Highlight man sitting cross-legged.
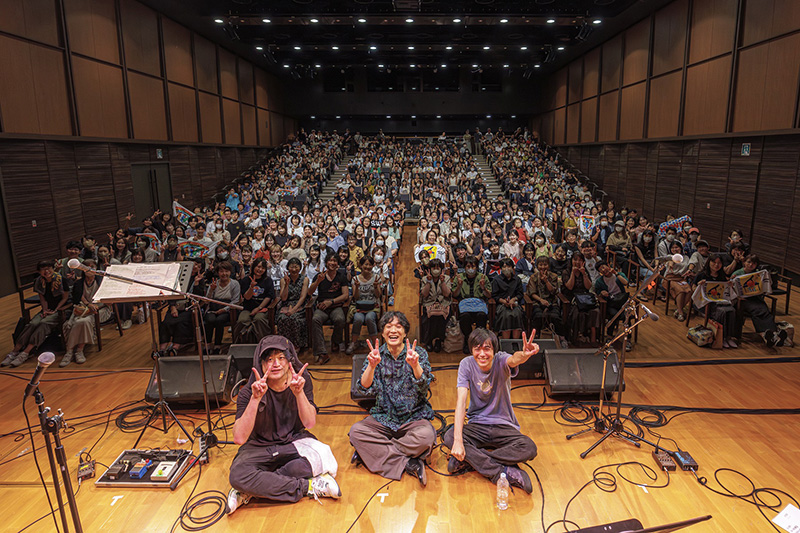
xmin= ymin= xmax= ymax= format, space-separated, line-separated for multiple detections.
xmin=443 ymin=328 xmax=539 ymax=493
xmin=227 ymin=336 xmax=341 ymax=514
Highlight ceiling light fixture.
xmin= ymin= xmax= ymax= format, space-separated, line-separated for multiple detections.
xmin=534 ymin=64 xmax=541 ymax=68
xmin=255 ymin=46 xmax=263 ymax=51
xmin=214 ymin=18 xmax=224 ymax=24
xmin=315 ymin=64 xmax=321 ymax=68
xmin=406 ymin=18 xmax=414 ymax=23
xmin=511 ymin=115 xmax=517 ymax=118
xmin=386 ymin=115 xmax=391 ymax=118
xmin=335 ymin=115 xmax=341 ymax=118
xmin=472 ymin=64 xmax=478 ymax=68
xmin=410 ymin=64 xmax=416 ymax=68
xmin=311 ymin=115 xmax=316 ymax=119
xmin=370 ymin=45 xmax=377 ymax=50
xmin=520 ymin=46 xmax=528 ymax=50
xmin=436 ymin=115 xmax=442 ymax=118
xmin=547 ymin=18 xmax=555 ymax=24
xmin=262 ymin=18 xmax=271 ymax=24
xmin=294 ymin=46 xmax=301 ymax=50
xmin=446 ymin=45 xmax=453 ymax=50
xmin=358 ymin=18 xmax=367 ymax=23
xmin=503 ymin=64 xmax=509 ymax=68
xmin=453 ymin=18 xmax=462 ymax=23
xmin=283 ymin=64 xmax=290 ymax=68
xmin=500 ymin=18 xmax=508 ymax=23
xmin=332 ymin=45 xmax=339 ymax=50
xmin=408 ymin=45 xmax=415 ymax=50
xmin=483 ymin=46 xmax=490 ymax=50
xmin=310 ymin=18 xmax=319 ymax=23
xmin=441 ymin=64 xmax=447 ymax=68
xmin=411 ymin=115 xmax=416 ymax=118
xmin=486 ymin=115 xmax=492 ymax=118
xmin=557 ymin=46 xmax=565 ymax=50
xmin=593 ymin=19 xmax=602 ymax=24
xmin=378 ymin=63 xmax=385 ymax=68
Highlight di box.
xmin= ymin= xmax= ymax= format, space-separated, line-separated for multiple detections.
xmin=543 ymin=349 xmax=625 ymax=398
xmin=499 ymin=338 xmax=559 ymax=380
xmin=350 ymin=353 xmax=377 ymax=411
xmin=145 ymin=355 xmax=237 ymax=407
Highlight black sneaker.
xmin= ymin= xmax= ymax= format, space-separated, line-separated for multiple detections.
xmin=404 ymin=457 xmax=427 ymax=487
xmin=351 ymin=450 xmax=364 ymax=467
xmin=777 ymin=329 xmax=788 ymax=347
xmin=503 ymin=465 xmax=533 ymax=494
xmin=765 ymin=330 xmax=777 ymax=347
xmin=447 ymin=456 xmax=473 ymax=476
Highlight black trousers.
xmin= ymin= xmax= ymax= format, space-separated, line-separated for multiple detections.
xmin=229 ymin=442 xmax=313 ymax=502
xmin=738 ymin=297 xmax=776 ymax=334
xmin=443 ymin=423 xmax=537 ymax=482
xmin=530 ymin=303 xmax=564 ymax=336
xmin=459 ymin=311 xmax=488 ymax=340
xmin=204 ymin=311 xmax=230 ymax=345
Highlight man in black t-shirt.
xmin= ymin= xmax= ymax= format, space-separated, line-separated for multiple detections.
xmin=309 ymin=254 xmax=349 ymax=364
xmin=225 ymin=210 xmax=246 ymax=241
xmin=227 ymin=336 xmax=341 ymax=514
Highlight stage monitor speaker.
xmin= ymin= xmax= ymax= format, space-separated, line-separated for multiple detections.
xmin=543 ymin=349 xmax=625 ymax=398
xmin=228 ymin=344 xmax=258 ymax=378
xmin=145 ymin=355 xmax=238 ymax=406
xmin=500 ymin=338 xmax=559 ymax=380
xmin=350 ymin=353 xmax=377 ymax=410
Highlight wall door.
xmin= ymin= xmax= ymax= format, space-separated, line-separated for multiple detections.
xmin=131 ymin=163 xmax=173 ymax=220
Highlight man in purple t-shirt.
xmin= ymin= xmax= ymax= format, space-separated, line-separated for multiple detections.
xmin=443 ymin=328 xmax=539 ymax=493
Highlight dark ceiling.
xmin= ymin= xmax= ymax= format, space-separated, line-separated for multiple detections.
xmin=142 ymin=0 xmax=672 ymax=77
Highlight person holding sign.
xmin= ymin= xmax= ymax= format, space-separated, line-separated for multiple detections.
xmin=732 ymin=254 xmax=788 ymax=347
xmin=443 ymin=328 xmax=539 ymax=493
xmin=227 ymin=336 xmax=340 ymax=514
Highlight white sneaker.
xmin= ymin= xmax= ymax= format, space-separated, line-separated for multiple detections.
xmin=308 ymin=473 xmax=341 ymax=502
xmin=137 ymin=309 xmax=146 ymax=324
xmin=60 ymin=351 xmax=74 ymax=367
xmin=226 ymin=488 xmax=251 ymax=515
xmin=74 ymin=350 xmax=86 ymax=364
xmin=1 ymin=351 xmax=19 ymax=367
xmin=9 ymin=351 xmax=30 ymax=367
xmin=345 ymin=342 xmax=356 ymax=355
xmin=122 ymin=320 xmax=132 ymax=330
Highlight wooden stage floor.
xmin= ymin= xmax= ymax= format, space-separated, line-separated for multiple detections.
xmin=1 ymin=239 xmax=799 ymax=532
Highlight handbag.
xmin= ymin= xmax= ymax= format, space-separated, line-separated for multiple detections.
xmin=355 ymin=300 xmax=376 ymax=311
xmin=573 ymin=293 xmax=598 ymax=312
xmin=458 ymin=297 xmax=488 ymax=315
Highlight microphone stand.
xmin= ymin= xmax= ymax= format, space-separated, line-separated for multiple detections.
xmin=83 ymin=265 xmax=239 ymax=474
xmin=33 ymin=388 xmax=83 ymax=532
xmin=565 ymin=262 xmax=668 ymax=459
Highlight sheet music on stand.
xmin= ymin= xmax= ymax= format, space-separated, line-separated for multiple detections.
xmin=92 ymin=262 xmax=194 ymax=303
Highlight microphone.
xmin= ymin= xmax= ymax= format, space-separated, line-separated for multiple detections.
xmin=654 ymin=253 xmax=684 ymax=263
xmin=67 ymin=258 xmax=90 ymax=271
xmin=23 ymin=352 xmax=56 ymax=400
xmin=640 ymin=303 xmax=659 ymax=322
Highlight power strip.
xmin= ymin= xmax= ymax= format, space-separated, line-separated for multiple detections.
xmin=652 ymin=451 xmax=676 ymax=471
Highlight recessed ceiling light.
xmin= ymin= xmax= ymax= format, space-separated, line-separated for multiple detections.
xmin=358 ymin=18 xmax=367 ymax=23
xmin=332 ymin=45 xmax=339 ymax=50
xmin=370 ymin=45 xmax=377 ymax=50
xmin=436 ymin=115 xmax=442 ymax=118
xmin=486 ymin=115 xmax=492 ymax=118
xmin=406 ymin=18 xmax=414 ymax=23
xmin=453 ymin=18 xmax=462 ymax=23
xmin=534 ymin=64 xmax=541 ymax=68
xmin=411 ymin=115 xmax=416 ymax=118
xmin=378 ymin=63 xmax=385 ymax=68
xmin=500 ymin=18 xmax=508 ymax=23
xmin=310 ymin=115 xmax=316 ymax=119
xmin=315 ymin=64 xmax=321 ymax=68
xmin=441 ymin=64 xmax=447 ymax=68
xmin=214 ymin=18 xmax=224 ymax=24
xmin=557 ymin=46 xmax=565 ymax=51
xmin=283 ymin=64 xmax=290 ymax=68
xmin=472 ymin=64 xmax=478 ymax=68
xmin=547 ymin=18 xmax=555 ymax=24
xmin=408 ymin=45 xmax=415 ymax=50
xmin=593 ymin=19 xmax=602 ymax=25
xmin=503 ymin=64 xmax=509 ymax=68
xmin=335 ymin=115 xmax=341 ymax=118
xmin=410 ymin=64 xmax=416 ymax=68
xmin=521 ymin=46 xmax=528 ymax=50
xmin=294 ymin=46 xmax=301 ymax=50
xmin=511 ymin=115 xmax=517 ymax=118
xmin=262 ymin=18 xmax=271 ymax=24
xmin=446 ymin=45 xmax=453 ymax=50
xmin=386 ymin=115 xmax=391 ymax=118
xmin=483 ymin=46 xmax=490 ymax=50
xmin=255 ymin=46 xmax=263 ymax=51
xmin=310 ymin=18 xmax=319 ymax=23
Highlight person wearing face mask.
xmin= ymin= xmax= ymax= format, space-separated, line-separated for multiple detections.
xmin=420 ymin=258 xmax=452 ymax=352
xmin=526 ymin=256 xmax=564 ymax=338
xmin=492 ymin=258 xmax=525 ymax=340
xmin=634 ymin=229 xmax=657 ymax=300
xmin=204 ymin=262 xmax=242 ymax=354
xmin=606 ymin=219 xmax=633 ymax=275
xmin=657 ymin=227 xmax=679 ymax=257
xmin=683 ymin=227 xmax=701 ymax=256
xmin=452 ymin=256 xmax=492 ymax=353
xmin=590 ymin=215 xmax=613 ymax=256
xmin=160 ymin=235 xmax=183 ymax=262
xmin=378 ymin=224 xmax=398 ymax=257
xmin=724 ymin=229 xmax=750 ymax=256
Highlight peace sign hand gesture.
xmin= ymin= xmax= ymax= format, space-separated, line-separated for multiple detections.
xmin=288 ymin=363 xmax=309 ymax=396
xmin=250 ymin=367 xmax=269 ymax=401
xmin=521 ymin=329 xmax=539 ymax=361
xmin=405 ymin=339 xmax=420 ymax=369
xmin=366 ymin=339 xmax=381 ymax=368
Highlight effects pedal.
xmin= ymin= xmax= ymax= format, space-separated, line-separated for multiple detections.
xmin=652 ymin=450 xmax=676 ymax=471
xmin=672 ymin=451 xmax=699 ymax=471
xmin=77 ymin=460 xmax=96 ymax=481
xmin=107 ymin=464 xmax=124 ymax=481
xmin=129 ymin=459 xmax=153 ymax=479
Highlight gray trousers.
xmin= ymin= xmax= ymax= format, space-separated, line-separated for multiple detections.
xmin=229 ymin=442 xmax=313 ymax=503
xmin=349 ymin=416 xmax=436 ymax=480
xmin=18 ymin=312 xmax=60 ymax=348
xmin=442 ymin=423 xmax=537 ymax=482
xmin=311 ymin=307 xmax=346 ymax=356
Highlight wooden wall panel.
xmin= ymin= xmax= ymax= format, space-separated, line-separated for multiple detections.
xmin=580 ymin=97 xmax=597 ymax=143
xmin=222 ymin=98 xmax=241 ymax=145
xmin=602 ymin=145 xmax=621 ymax=203
xmin=270 ymin=111 xmax=284 ymax=146
xmin=653 ymin=142 xmax=682 ymax=220
xmin=238 ymin=59 xmax=255 ymax=105
xmin=625 ymin=145 xmax=648 ymax=214
xmin=623 ymin=19 xmax=651 ymax=86
xmin=219 ymin=49 xmax=238 ymax=100
xmin=553 ymin=107 xmax=566 ymax=146
xmin=65 ymin=0 xmax=120 ymax=64
xmin=566 ymin=103 xmax=580 ymax=144
xmin=598 ymin=91 xmax=619 ymax=142
xmin=619 ymin=82 xmax=646 ymax=140
xmin=168 ymin=146 xmax=193 ymax=205
xmin=120 ymin=0 xmax=160 ymax=76
xmin=199 ymin=92 xmax=222 ymax=144
xmin=601 ymin=36 xmax=623 ymax=93
xmin=583 ymin=48 xmax=601 ymax=98
xmin=45 ymin=142 xmax=84 ymax=250
xmin=72 ymin=56 xmax=127 ymax=138
xmin=693 ymin=139 xmax=731 ymax=246
xmin=197 ymin=147 xmax=218 ymax=201
xmin=242 ymin=104 xmax=257 ymax=146
xmin=257 ymin=107 xmax=270 ymax=146
xmin=194 ymin=37 xmax=218 ymax=94
xmin=540 ymin=112 xmax=554 ymax=145
xmin=568 ymin=60 xmax=582 ymax=104
xmin=109 ymin=144 xmax=135 ymax=223
xmin=742 ymin=0 xmax=800 ymax=47
xmin=648 ymin=71 xmax=682 ymax=138
xmin=786 ymin=182 xmax=800 ymax=269
xmin=683 ymin=56 xmax=731 ymax=136
xmin=162 ymin=17 xmax=194 ymax=87
xmin=168 ymin=83 xmax=198 ymax=142
xmin=689 ymin=0 xmax=736 ymax=64
xmin=553 ymin=68 xmax=568 ymax=110
xmin=128 ymin=72 xmax=167 ymax=140
xmin=678 ymin=141 xmax=698 ymax=216
xmin=643 ymin=143 xmax=660 ymax=218
xmin=733 ymin=33 xmax=800 ymax=133
xmin=255 ymin=69 xmax=270 ymax=110
xmin=74 ymin=144 xmax=118 ymax=237
xmin=723 ymin=138 xmax=761 ymax=241
xmin=0 ymin=0 xmax=60 ymax=47
xmin=652 ymin=0 xmax=688 ymax=76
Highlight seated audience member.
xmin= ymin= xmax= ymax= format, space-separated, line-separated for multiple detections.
xmin=60 ymin=259 xmax=111 ymax=366
xmin=657 ymin=226 xmax=679 ymax=257
xmin=443 ymin=328 xmax=539 ymax=493
xmin=336 ymin=245 xmax=356 ymax=283
xmin=515 ymin=244 xmax=536 ymax=288
xmin=159 ymin=260 xmax=206 ymax=352
xmin=581 ymin=241 xmax=600 ymax=283
xmin=234 ymin=258 xmax=275 ymax=344
xmin=685 ymin=239 xmax=711 ymax=281
xmin=549 ymin=245 xmax=570 ymax=277
xmin=723 ymin=242 xmax=747 ymax=277
xmin=3 ymin=261 xmax=70 ymax=367
xmin=532 ymin=232 xmax=553 ymax=259
xmin=414 ymin=249 xmax=431 ymax=279
xmin=275 ymin=257 xmax=310 ymax=351
xmin=309 ymin=253 xmax=349 ymax=364
xmin=452 ymin=256 xmax=492 ymax=353
xmin=694 ymin=254 xmax=738 ymax=348
xmin=606 ymin=220 xmax=633 ymax=269
xmin=561 ymin=230 xmax=580 ymax=260
xmin=419 ymin=258 xmax=452 ymax=352
xmin=733 ymin=254 xmax=788 ymax=347
xmin=591 ymin=214 xmax=613 ymax=255
xmin=57 ymin=240 xmax=84 ymax=290
xmin=346 ymin=256 xmax=382 ymax=355
xmin=593 ymin=261 xmax=630 ymax=342
xmin=266 ymin=245 xmax=288 ymax=293
xmin=563 ymin=252 xmax=600 ymax=345
xmin=227 ymin=337 xmax=340 ymax=513
xmin=725 ymin=229 xmax=750 ymax=256
xmin=683 ymin=227 xmax=701 ymax=256
xmin=526 ymin=256 xmax=564 ymax=337
xmin=204 ymin=262 xmax=241 ymax=354
xmin=501 ymin=231 xmax=523 ymax=262
xmin=492 ymin=258 xmax=526 ymax=340
xmin=349 ymin=312 xmax=435 ymax=486
xmin=634 ymin=229 xmax=657 ymax=299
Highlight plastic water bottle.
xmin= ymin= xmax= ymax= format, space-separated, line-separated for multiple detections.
xmin=496 ymin=472 xmax=509 ymax=510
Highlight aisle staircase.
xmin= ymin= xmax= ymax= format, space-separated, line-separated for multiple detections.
xmin=317 ymin=156 xmax=352 ymax=203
